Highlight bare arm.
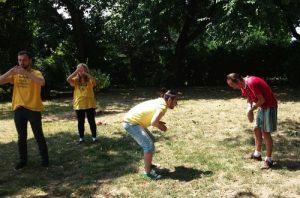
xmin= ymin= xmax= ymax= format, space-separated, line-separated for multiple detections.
xmin=17 ymin=67 xmax=45 ymax=86
xmin=151 ymin=110 xmax=167 ymax=131
xmin=246 ymin=94 xmax=265 ymax=123
xmin=0 ymin=67 xmax=17 ymax=85
xmin=67 ymin=67 xmax=81 ymax=85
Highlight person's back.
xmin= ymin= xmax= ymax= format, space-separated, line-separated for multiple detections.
xmin=124 ymin=98 xmax=167 ymax=128
xmin=242 ymin=76 xmax=277 ymax=109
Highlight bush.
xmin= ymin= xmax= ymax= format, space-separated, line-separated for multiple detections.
xmin=90 ymin=69 xmax=111 ymax=92
xmin=283 ymin=47 xmax=300 ymax=87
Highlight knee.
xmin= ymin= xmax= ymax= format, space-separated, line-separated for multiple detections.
xmin=143 ymin=142 xmax=155 ymax=153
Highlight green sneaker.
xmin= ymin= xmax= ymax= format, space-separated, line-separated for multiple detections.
xmin=143 ymin=170 xmax=162 ymax=180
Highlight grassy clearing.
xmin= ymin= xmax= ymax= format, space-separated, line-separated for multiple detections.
xmin=0 ymin=87 xmax=299 ymax=198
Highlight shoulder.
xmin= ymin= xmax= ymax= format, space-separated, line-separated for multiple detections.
xmin=31 ymin=69 xmax=44 ymax=77
xmin=156 ymin=98 xmax=167 ymax=108
xmin=246 ymin=76 xmax=263 ymax=84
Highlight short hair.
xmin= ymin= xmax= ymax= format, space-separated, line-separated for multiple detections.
xmin=18 ymin=51 xmax=32 ymax=59
xmin=226 ymin=73 xmax=243 ymax=83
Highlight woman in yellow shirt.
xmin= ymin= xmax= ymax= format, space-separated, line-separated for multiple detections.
xmin=123 ymin=89 xmax=178 ymax=180
xmin=67 ymin=63 xmax=97 ymax=143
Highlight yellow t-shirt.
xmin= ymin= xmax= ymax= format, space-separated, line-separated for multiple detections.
xmin=124 ymin=98 xmax=167 ymax=128
xmin=70 ymin=78 xmax=96 ymax=110
xmin=9 ymin=69 xmax=44 ymax=111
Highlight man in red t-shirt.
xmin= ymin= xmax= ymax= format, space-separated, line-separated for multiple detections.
xmin=226 ymin=73 xmax=278 ymax=169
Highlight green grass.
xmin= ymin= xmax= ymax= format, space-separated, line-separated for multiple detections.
xmin=0 ymin=87 xmax=299 ymax=197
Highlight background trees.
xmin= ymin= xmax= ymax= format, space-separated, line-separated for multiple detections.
xmin=1 ymin=0 xmax=300 ymax=96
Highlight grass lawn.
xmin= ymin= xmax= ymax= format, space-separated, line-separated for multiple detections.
xmin=0 ymin=86 xmax=299 ymax=198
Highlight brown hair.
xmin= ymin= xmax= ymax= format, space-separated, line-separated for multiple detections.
xmin=226 ymin=73 xmax=243 ymax=83
xmin=160 ymin=88 xmax=177 ymax=101
xmin=76 ymin=63 xmax=90 ymax=83
xmin=18 ymin=50 xmax=32 ymax=59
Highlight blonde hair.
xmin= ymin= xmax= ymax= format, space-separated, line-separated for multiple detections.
xmin=76 ymin=63 xmax=90 ymax=82
xmin=77 ymin=63 xmax=89 ymax=73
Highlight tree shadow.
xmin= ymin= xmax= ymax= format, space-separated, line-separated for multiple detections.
xmin=273 ymin=118 xmax=300 ymax=171
xmin=273 ymin=86 xmax=300 ymax=102
xmin=0 ymin=131 xmax=143 ymax=197
xmin=221 ymin=118 xmax=300 ymax=171
xmin=272 ymin=160 xmax=300 ymax=170
xmin=233 ymin=191 xmax=258 ymax=198
xmin=155 ymin=166 xmax=213 ymax=182
xmin=0 ymin=109 xmax=13 ymax=120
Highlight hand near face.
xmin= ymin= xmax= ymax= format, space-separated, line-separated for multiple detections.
xmin=76 ymin=66 xmax=84 ymax=74
xmin=8 ymin=66 xmax=18 ymax=75
xmin=12 ymin=66 xmax=28 ymax=75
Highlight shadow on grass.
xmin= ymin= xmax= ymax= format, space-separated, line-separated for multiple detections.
xmin=233 ymin=191 xmax=258 ymax=198
xmin=156 ymin=166 xmax=213 ymax=182
xmin=0 ymin=109 xmax=13 ymax=120
xmin=221 ymin=118 xmax=300 ymax=171
xmin=272 ymin=160 xmax=300 ymax=170
xmin=0 ymin=131 xmax=144 ymax=197
xmin=274 ymin=118 xmax=300 ymax=171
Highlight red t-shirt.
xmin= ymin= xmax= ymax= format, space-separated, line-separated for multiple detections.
xmin=241 ymin=76 xmax=277 ymax=108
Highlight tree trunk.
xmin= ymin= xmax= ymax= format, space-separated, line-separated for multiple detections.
xmin=61 ymin=0 xmax=87 ymax=62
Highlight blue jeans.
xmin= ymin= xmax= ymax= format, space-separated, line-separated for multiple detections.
xmin=123 ymin=122 xmax=154 ymax=153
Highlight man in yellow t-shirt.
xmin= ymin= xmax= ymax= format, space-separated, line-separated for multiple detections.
xmin=123 ymin=89 xmax=178 ymax=180
xmin=0 ymin=51 xmax=49 ymax=170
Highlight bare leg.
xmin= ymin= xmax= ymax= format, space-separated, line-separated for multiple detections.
xmin=144 ymin=152 xmax=153 ymax=173
xmin=254 ymin=127 xmax=263 ymax=152
xmin=262 ymin=132 xmax=273 ymax=157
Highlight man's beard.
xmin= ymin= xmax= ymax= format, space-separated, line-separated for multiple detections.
xmin=21 ymin=64 xmax=30 ymax=70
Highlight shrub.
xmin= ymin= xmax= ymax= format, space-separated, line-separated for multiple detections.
xmin=90 ymin=69 xmax=111 ymax=92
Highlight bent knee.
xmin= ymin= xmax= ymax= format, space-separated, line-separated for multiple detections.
xmin=143 ymin=143 xmax=155 ymax=153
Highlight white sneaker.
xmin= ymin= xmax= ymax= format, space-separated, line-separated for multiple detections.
xmin=79 ymin=138 xmax=84 ymax=143
xmin=143 ymin=170 xmax=162 ymax=180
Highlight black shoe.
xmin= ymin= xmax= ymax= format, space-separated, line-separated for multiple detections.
xmin=15 ymin=162 xmax=27 ymax=170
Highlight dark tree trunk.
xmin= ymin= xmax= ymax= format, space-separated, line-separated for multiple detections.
xmin=61 ymin=0 xmax=87 ymax=62
xmin=169 ymin=0 xmax=211 ymax=85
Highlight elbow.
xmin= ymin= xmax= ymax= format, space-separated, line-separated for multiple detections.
xmin=40 ymin=79 xmax=45 ymax=86
xmin=151 ymin=120 xmax=159 ymax=127
xmin=150 ymin=120 xmax=155 ymax=126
